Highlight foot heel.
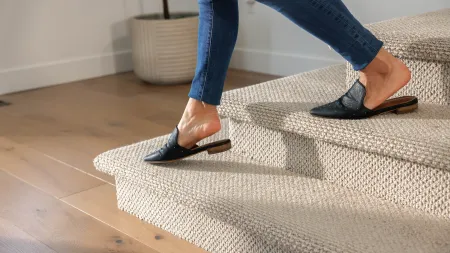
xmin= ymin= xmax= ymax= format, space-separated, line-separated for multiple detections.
xmin=207 ymin=142 xmax=232 ymax=155
xmin=394 ymin=103 xmax=418 ymax=114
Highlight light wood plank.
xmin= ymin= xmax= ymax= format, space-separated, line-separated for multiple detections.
xmin=0 ymin=92 xmax=169 ymax=142
xmin=225 ymin=69 xmax=281 ymax=89
xmin=0 ymin=171 xmax=158 ymax=253
xmin=16 ymin=135 xmax=123 ymax=185
xmin=0 ymin=137 xmax=104 ymax=198
xmin=0 ymin=111 xmax=116 ymax=183
xmin=62 ymin=184 xmax=207 ymax=253
xmin=0 ymin=217 xmax=57 ymax=253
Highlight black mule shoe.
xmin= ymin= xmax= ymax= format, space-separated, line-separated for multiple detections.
xmin=144 ymin=127 xmax=232 ymax=164
xmin=310 ymin=80 xmax=418 ymax=119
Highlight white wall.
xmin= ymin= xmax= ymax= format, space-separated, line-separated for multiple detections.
xmin=1 ymin=0 xmax=448 ymax=95
xmin=232 ymin=0 xmax=450 ymax=76
xmin=0 ymin=0 xmax=197 ymax=95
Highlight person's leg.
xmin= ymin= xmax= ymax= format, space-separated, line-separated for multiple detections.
xmin=178 ymin=0 xmax=239 ymax=148
xmin=257 ymin=0 xmax=411 ymax=109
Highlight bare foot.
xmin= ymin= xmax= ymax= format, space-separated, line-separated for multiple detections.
xmin=177 ymin=98 xmax=221 ymax=149
xmin=359 ymin=48 xmax=412 ymax=109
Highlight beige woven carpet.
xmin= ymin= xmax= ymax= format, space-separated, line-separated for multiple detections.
xmin=219 ymin=64 xmax=450 ymax=173
xmin=359 ymin=8 xmax=450 ymax=62
xmin=345 ymin=8 xmax=450 ymax=105
xmin=228 ymin=119 xmax=450 ymax=218
xmin=94 ymin=121 xmax=450 ymax=253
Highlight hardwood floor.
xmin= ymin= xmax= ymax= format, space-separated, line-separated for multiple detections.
xmin=0 ymin=69 xmax=278 ymax=253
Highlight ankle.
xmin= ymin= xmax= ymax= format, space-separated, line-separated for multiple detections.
xmin=178 ymin=98 xmax=220 ymax=130
xmin=184 ymin=98 xmax=216 ymax=116
xmin=176 ymin=99 xmax=221 ymax=148
xmin=359 ymin=49 xmax=411 ymax=86
xmin=361 ymin=49 xmax=394 ymax=76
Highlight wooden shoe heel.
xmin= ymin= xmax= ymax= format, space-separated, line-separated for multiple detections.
xmin=207 ymin=142 xmax=232 ymax=155
xmin=394 ymin=103 xmax=418 ymax=114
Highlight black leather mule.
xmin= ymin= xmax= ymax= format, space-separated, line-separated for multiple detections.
xmin=310 ymin=80 xmax=418 ymax=119
xmin=144 ymin=127 xmax=232 ymax=164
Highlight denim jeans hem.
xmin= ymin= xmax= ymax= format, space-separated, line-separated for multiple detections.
xmin=352 ymin=41 xmax=384 ymax=71
xmin=188 ymin=90 xmax=221 ymax=106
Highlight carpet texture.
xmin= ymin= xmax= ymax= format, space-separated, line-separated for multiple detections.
xmin=346 ymin=8 xmax=450 ymax=105
xmin=94 ymin=122 xmax=450 ymax=253
xmin=219 ymin=64 xmax=450 ymax=173
xmin=229 ymin=119 xmax=450 ymax=219
xmin=116 ymin=176 xmax=289 ymax=253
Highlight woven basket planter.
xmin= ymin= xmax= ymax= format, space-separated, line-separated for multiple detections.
xmin=131 ymin=13 xmax=198 ymax=85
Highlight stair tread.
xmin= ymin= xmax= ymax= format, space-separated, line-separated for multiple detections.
xmin=94 ymin=125 xmax=450 ymax=253
xmin=219 ymin=64 xmax=450 ymax=172
xmin=365 ymin=8 xmax=450 ymax=62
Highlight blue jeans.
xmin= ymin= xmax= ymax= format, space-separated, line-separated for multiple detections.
xmin=188 ymin=0 xmax=384 ymax=106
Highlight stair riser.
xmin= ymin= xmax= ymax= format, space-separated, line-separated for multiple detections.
xmin=229 ymin=119 xmax=450 ymax=219
xmin=346 ymin=59 xmax=450 ymax=105
xmin=115 ymin=176 xmax=291 ymax=253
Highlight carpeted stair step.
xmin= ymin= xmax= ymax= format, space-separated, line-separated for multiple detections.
xmin=218 ymin=64 xmax=450 ymax=219
xmin=93 ymin=123 xmax=450 ymax=253
xmin=346 ymin=8 xmax=450 ymax=105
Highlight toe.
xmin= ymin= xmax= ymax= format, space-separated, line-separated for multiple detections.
xmin=310 ymin=102 xmax=341 ymax=118
xmin=143 ymin=151 xmax=161 ymax=162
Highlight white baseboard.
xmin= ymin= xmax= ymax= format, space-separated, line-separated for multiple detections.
xmin=0 ymin=50 xmax=133 ymax=95
xmin=0 ymin=48 xmax=342 ymax=95
xmin=230 ymin=48 xmax=343 ymax=76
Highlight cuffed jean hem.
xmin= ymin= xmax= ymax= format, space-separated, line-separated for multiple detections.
xmin=351 ymin=40 xmax=384 ymax=71
xmin=188 ymin=90 xmax=221 ymax=106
